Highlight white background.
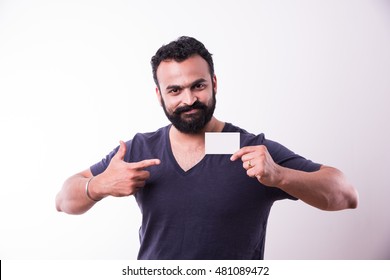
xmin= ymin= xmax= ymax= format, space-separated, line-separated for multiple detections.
xmin=0 ymin=0 xmax=389 ymax=259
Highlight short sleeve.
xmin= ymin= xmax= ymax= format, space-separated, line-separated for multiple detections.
xmin=90 ymin=145 xmax=120 ymax=176
xmin=264 ymin=138 xmax=322 ymax=172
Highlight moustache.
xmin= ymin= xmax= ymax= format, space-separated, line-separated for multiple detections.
xmin=173 ymin=101 xmax=208 ymax=115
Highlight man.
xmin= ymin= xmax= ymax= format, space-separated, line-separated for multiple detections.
xmin=56 ymin=36 xmax=358 ymax=259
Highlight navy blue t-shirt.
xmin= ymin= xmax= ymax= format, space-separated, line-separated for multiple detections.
xmin=90 ymin=123 xmax=321 ymax=259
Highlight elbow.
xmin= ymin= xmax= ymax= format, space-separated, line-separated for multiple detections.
xmin=328 ymin=185 xmax=359 ymax=211
xmin=317 ymin=183 xmax=359 ymax=211
xmin=347 ymin=187 xmax=359 ymax=209
xmin=55 ymin=195 xmax=88 ymax=215
xmin=56 ymin=205 xmax=62 ymax=212
xmin=330 ymin=170 xmax=359 ymax=210
xmin=341 ymin=181 xmax=359 ymax=210
xmin=55 ymin=193 xmax=80 ymax=215
xmin=55 ymin=193 xmax=63 ymax=212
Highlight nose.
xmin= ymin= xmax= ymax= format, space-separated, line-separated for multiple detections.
xmin=182 ymin=88 xmax=197 ymax=106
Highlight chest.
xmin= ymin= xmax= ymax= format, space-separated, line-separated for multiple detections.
xmin=170 ymin=143 xmax=205 ymax=172
xmin=138 ymin=156 xmax=274 ymax=222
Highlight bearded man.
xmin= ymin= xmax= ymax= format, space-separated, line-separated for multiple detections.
xmin=56 ymin=36 xmax=358 ymax=260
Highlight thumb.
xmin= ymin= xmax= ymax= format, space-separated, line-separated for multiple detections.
xmin=114 ymin=140 xmax=127 ymax=161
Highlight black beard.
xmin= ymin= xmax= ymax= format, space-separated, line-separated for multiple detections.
xmin=161 ymin=93 xmax=216 ymax=134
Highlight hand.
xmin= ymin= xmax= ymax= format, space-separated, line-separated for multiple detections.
xmin=93 ymin=141 xmax=161 ymax=198
xmin=230 ymin=145 xmax=283 ymax=187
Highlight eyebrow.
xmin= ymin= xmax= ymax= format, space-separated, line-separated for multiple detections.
xmin=165 ymin=78 xmax=208 ymax=91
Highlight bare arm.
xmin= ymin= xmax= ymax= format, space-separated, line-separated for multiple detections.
xmin=231 ymin=145 xmax=358 ymax=211
xmin=55 ymin=169 xmax=97 ymax=215
xmin=55 ymin=141 xmax=160 ymax=215
xmin=274 ymin=165 xmax=358 ymax=210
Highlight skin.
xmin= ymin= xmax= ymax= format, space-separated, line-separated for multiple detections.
xmin=230 ymin=146 xmax=358 ymax=210
xmin=56 ymin=54 xmax=358 ymax=214
xmin=55 ymin=142 xmax=160 ymax=214
xmin=156 ymin=55 xmax=223 ymax=171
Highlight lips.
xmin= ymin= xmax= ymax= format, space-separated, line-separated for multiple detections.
xmin=174 ymin=101 xmax=207 ymax=115
xmin=182 ymin=108 xmax=199 ymax=114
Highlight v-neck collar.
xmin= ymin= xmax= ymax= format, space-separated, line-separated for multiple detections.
xmin=165 ymin=125 xmax=206 ymax=175
xmin=165 ymin=123 xmax=231 ymax=175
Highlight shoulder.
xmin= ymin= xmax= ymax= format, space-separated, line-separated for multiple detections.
xmin=132 ymin=125 xmax=169 ymax=144
xmin=224 ymin=123 xmax=266 ymax=146
xmin=225 ymin=123 xmax=298 ymax=160
xmin=226 ymin=123 xmax=321 ymax=170
xmin=90 ymin=126 xmax=169 ymax=175
xmin=123 ymin=125 xmax=169 ymax=161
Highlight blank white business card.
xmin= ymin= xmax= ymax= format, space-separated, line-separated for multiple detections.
xmin=205 ymin=132 xmax=240 ymax=154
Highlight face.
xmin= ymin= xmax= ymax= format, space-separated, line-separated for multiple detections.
xmin=155 ymin=55 xmax=217 ymax=134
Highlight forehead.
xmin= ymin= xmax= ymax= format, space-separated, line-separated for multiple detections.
xmin=156 ymin=55 xmax=211 ymax=87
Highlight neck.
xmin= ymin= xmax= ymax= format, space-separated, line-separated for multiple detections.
xmin=169 ymin=117 xmax=225 ymax=145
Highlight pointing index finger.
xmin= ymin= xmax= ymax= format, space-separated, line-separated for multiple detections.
xmin=131 ymin=159 xmax=161 ymax=169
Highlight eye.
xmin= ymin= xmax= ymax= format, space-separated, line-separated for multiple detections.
xmin=168 ymin=87 xmax=181 ymax=95
xmin=193 ymin=83 xmax=206 ymax=90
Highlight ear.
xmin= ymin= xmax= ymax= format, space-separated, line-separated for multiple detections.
xmin=155 ymin=87 xmax=163 ymax=106
xmin=212 ymin=74 xmax=217 ymax=95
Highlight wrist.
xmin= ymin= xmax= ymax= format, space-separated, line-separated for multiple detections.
xmin=275 ymin=166 xmax=290 ymax=189
xmin=85 ymin=177 xmax=103 ymax=202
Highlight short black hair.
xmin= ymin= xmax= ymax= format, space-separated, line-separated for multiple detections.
xmin=151 ymin=36 xmax=214 ymax=87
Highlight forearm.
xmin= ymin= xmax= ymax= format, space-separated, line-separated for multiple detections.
xmin=277 ymin=165 xmax=358 ymax=211
xmin=55 ymin=171 xmax=98 ymax=215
